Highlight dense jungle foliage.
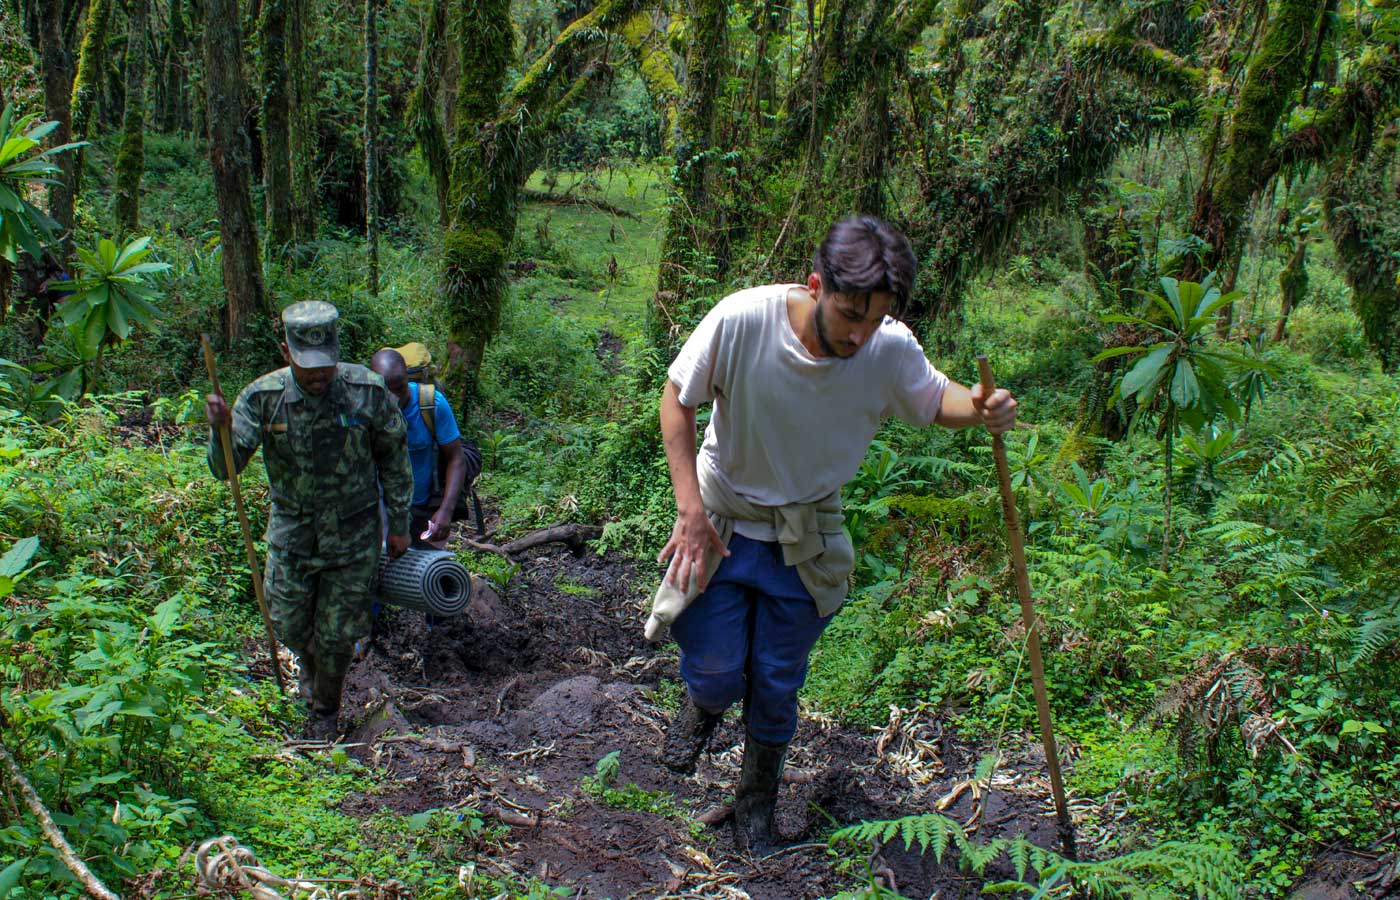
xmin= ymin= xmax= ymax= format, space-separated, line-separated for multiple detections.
xmin=0 ymin=0 xmax=1398 ymax=897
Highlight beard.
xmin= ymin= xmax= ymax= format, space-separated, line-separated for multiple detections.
xmin=814 ymin=299 xmax=856 ymax=358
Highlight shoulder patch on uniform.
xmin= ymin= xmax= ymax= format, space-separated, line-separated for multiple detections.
xmin=337 ymin=363 xmax=384 ymax=387
xmin=245 ymin=368 xmax=291 ymax=394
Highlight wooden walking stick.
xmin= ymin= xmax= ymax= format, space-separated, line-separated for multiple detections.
xmin=202 ymin=334 xmax=287 ymax=694
xmin=977 ymin=354 xmax=1078 ymax=861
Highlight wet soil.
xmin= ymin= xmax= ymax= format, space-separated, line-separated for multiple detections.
xmin=331 ymin=540 xmax=1085 ymax=899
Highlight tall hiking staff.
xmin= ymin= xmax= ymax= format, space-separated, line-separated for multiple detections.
xmin=978 ymin=354 xmax=1078 ymax=861
xmin=202 ymin=334 xmax=287 ymax=694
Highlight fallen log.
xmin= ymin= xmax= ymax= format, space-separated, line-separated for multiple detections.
xmin=464 ymin=523 xmax=602 ymax=560
xmin=520 ymin=189 xmax=640 ymax=220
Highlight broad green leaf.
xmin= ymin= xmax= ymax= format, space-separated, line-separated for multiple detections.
xmin=106 ymin=294 xmax=131 ymax=339
xmin=21 ymin=119 xmax=59 ymax=143
xmin=1170 ymin=359 xmax=1200 ymax=408
xmin=35 ymin=140 xmax=89 ymax=159
xmin=0 ymin=136 xmax=38 ymax=167
xmin=1120 ymin=344 xmax=1172 ymax=399
xmin=1147 ymin=291 xmax=1181 ymax=327
xmin=0 ymin=858 xmax=28 ymax=900
xmin=113 ymin=235 xmax=152 ymax=269
xmin=1159 ymin=277 xmax=1185 ymax=324
xmin=151 ymin=597 xmax=181 ymax=635
xmin=1195 ymin=288 xmax=1245 ymax=321
xmin=81 ymin=308 xmax=108 ymax=357
xmin=57 ymin=294 xmax=93 ymax=325
xmin=1091 ymin=345 xmax=1148 ymax=363
xmin=0 ymin=536 xmax=38 ymax=577
xmin=1176 ymin=280 xmax=1205 ymax=318
xmin=120 ymin=261 xmax=170 ymax=276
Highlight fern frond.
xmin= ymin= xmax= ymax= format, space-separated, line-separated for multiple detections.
xmin=833 ymin=822 xmax=1243 ymax=899
xmin=1352 ymin=601 xmax=1400 ymax=666
xmin=831 ymin=812 xmax=969 ymax=862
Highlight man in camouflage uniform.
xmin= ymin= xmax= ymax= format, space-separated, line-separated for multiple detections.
xmin=206 ymin=301 xmax=414 ymax=740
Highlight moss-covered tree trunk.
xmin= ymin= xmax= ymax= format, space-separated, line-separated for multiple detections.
xmin=1323 ymin=125 xmax=1399 ymax=373
xmin=648 ymin=0 xmax=730 ymax=363
xmin=114 ymin=0 xmax=148 ymax=233
xmin=260 ymin=0 xmax=292 ymax=256
xmin=853 ymin=66 xmax=890 ymax=217
xmin=157 ymin=0 xmax=190 ymax=132
xmin=202 ymin=0 xmax=270 ymax=340
xmin=1273 ymin=228 xmax=1307 ymax=342
xmin=442 ymin=0 xmax=514 ymax=408
xmin=1179 ymin=0 xmax=1323 ymax=334
xmin=287 ymin=0 xmax=317 ymax=243
xmin=69 ymin=0 xmax=113 ymax=199
xmin=364 ymin=0 xmax=380 ymax=297
xmin=36 ymin=0 xmax=75 ymax=238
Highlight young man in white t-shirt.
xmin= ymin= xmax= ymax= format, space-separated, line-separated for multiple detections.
xmin=657 ymin=216 xmax=1019 ymax=854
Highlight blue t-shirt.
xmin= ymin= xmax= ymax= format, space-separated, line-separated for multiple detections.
xmin=402 ymin=383 xmax=461 ymax=506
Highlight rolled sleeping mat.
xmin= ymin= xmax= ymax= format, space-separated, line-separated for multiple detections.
xmin=377 ymin=547 xmax=472 ymax=617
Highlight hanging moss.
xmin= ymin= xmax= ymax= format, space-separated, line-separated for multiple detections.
xmin=1076 ymin=30 xmax=1205 ymax=100
xmin=407 ymin=0 xmax=449 ymax=225
xmin=1267 ymin=42 xmax=1400 ymax=179
xmin=1324 ymin=130 xmax=1400 ymax=372
xmin=1183 ymin=0 xmax=1320 ymax=281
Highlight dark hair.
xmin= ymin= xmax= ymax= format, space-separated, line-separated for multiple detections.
xmin=813 ymin=216 xmax=917 ymax=314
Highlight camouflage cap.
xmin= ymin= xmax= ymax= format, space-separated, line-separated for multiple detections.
xmin=282 ymin=301 xmax=340 ymax=368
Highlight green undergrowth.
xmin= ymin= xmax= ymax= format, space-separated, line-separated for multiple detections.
xmin=0 ymin=397 xmax=558 ymax=899
xmin=801 ymin=273 xmax=1400 ymax=895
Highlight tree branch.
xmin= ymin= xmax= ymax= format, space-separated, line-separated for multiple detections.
xmin=0 ymin=739 xmax=121 ymax=900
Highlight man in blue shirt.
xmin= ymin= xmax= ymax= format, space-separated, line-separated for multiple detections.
xmin=370 ymin=349 xmax=467 ymax=549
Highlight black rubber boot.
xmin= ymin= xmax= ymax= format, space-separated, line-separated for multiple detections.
xmin=660 ymin=695 xmax=724 ymax=775
xmin=732 ymin=733 xmax=787 ymax=855
xmin=306 ymin=667 xmax=345 ymax=742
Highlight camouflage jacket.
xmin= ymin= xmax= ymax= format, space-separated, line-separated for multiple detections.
xmin=208 ymin=364 xmax=414 ymax=560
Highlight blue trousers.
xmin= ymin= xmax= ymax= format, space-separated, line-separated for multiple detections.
xmin=671 ymin=534 xmax=835 ymax=745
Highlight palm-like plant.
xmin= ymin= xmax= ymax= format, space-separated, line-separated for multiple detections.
xmin=1093 ymin=275 xmax=1256 ymax=567
xmin=55 ymin=237 xmax=168 ymax=393
xmin=0 ymin=104 xmax=82 ymax=264
xmin=1 ymin=109 xmax=63 ymax=261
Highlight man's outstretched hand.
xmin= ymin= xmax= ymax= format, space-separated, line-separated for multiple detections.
xmin=970 ymin=384 xmax=1018 ymax=435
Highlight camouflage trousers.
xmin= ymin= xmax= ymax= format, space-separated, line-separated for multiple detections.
xmin=264 ymin=544 xmax=381 ymax=680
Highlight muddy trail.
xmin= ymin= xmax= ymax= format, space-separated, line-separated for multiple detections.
xmin=322 ymin=538 xmax=1093 ymax=900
